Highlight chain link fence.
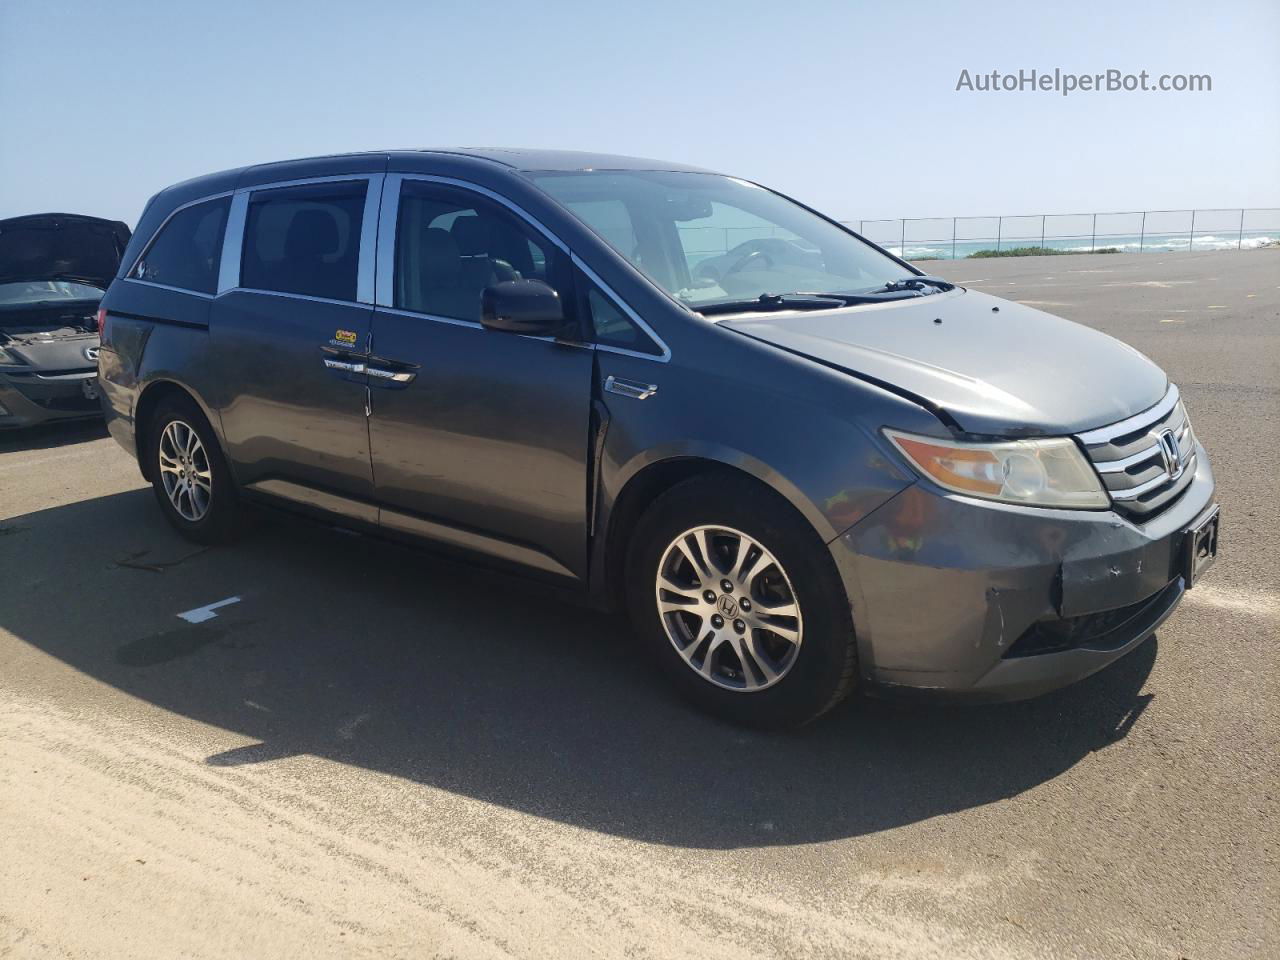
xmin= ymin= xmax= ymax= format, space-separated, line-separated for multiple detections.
xmin=840 ymin=208 xmax=1280 ymax=260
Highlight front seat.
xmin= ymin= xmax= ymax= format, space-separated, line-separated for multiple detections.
xmin=417 ymin=227 xmax=478 ymax=320
xmin=452 ymin=216 xmax=519 ymax=290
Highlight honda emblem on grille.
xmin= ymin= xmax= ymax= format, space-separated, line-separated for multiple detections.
xmin=1157 ymin=429 xmax=1182 ymax=480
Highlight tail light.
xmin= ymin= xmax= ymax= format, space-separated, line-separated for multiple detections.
xmin=95 ymin=306 xmax=107 ymax=334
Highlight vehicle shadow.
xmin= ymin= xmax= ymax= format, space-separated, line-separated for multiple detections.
xmin=0 ymin=418 xmax=107 ymax=452
xmin=3 ymin=489 xmax=1157 ymax=849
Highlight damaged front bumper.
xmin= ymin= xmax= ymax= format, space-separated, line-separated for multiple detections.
xmin=830 ymin=443 xmax=1216 ymax=701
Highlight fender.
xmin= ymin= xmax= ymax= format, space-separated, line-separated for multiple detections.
xmin=587 ymin=433 xmax=916 ymax=607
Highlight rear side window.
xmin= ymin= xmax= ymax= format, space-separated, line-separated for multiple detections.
xmin=133 ymin=197 xmax=229 ymax=294
xmin=241 ymin=181 xmax=368 ymax=301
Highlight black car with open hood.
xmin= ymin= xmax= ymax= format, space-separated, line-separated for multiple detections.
xmin=0 ymin=212 xmax=131 ymax=428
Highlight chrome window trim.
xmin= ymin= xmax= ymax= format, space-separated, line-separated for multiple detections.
xmin=357 ymin=174 xmax=385 ymax=303
xmin=376 ymin=304 xmax=483 ymax=331
xmin=1077 ymin=385 xmax=1181 ymax=446
xmin=375 ymin=173 xmax=670 ymax=363
xmin=373 ymin=304 xmax=595 ymax=347
xmin=217 ymin=192 xmax=248 ymax=294
xmin=374 ymin=173 xmax=402 ymax=308
xmin=127 ymin=190 xmax=234 ymax=294
xmin=215 ymin=287 xmax=368 ymax=310
xmin=119 ymin=277 xmax=217 ymax=301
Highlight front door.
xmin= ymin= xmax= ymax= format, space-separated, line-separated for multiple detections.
xmin=366 ymin=178 xmax=594 ymax=579
xmin=211 ymin=177 xmax=378 ymax=516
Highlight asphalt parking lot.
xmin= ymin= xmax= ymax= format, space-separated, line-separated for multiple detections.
xmin=2 ymin=249 xmax=1276 ymax=959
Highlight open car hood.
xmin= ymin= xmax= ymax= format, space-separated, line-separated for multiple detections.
xmin=722 ymin=288 xmax=1169 ymax=437
xmin=0 ymin=213 xmax=131 ymax=288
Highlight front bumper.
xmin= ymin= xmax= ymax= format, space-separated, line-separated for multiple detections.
xmin=0 ymin=367 xmax=102 ymax=429
xmin=829 ymin=443 xmax=1216 ymax=701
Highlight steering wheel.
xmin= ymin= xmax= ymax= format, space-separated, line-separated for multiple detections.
xmin=724 ymin=248 xmax=775 ymax=276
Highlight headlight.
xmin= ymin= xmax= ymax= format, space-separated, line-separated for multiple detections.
xmin=884 ymin=429 xmax=1109 ymax=509
xmin=0 ymin=346 xmax=23 ymax=365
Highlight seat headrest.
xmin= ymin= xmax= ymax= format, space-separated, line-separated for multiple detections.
xmin=285 ymin=208 xmax=340 ymax=259
xmin=420 ymin=227 xmax=461 ymax=284
xmin=488 ymin=219 xmax=535 ymax=274
xmin=451 ymin=216 xmax=490 ymax=256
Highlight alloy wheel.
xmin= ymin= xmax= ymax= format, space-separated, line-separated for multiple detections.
xmin=158 ymin=419 xmax=212 ymax=522
xmin=654 ymin=525 xmax=803 ymax=692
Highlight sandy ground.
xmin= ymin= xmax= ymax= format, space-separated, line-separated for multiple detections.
xmin=2 ymin=249 xmax=1277 ymax=958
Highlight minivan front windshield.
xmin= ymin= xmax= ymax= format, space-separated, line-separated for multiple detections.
xmin=530 ymin=170 xmax=923 ymax=313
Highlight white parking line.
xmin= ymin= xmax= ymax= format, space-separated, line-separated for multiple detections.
xmin=177 ymin=596 xmax=241 ymax=624
xmin=1183 ymin=585 xmax=1280 ymax=620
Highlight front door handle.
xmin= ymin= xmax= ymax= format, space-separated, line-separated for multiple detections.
xmin=366 ymin=365 xmax=416 ymax=383
xmin=604 ymin=375 xmax=658 ymax=400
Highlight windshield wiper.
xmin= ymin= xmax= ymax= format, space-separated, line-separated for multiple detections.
xmin=692 ymin=280 xmax=957 ymax=315
xmin=693 ymin=293 xmax=852 ymax=316
xmin=878 ymin=275 xmax=955 ymax=294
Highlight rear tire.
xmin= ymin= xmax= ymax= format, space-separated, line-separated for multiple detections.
xmin=625 ymin=473 xmax=857 ymax=729
xmin=145 ymin=395 xmax=242 ymax=544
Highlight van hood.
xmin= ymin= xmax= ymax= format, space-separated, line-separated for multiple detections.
xmin=0 ymin=213 xmax=131 ymax=287
xmin=722 ymin=288 xmax=1169 ymax=437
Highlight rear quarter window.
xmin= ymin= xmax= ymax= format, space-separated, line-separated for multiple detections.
xmin=132 ymin=197 xmax=230 ymax=295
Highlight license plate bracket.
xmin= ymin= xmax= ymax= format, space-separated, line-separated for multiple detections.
xmin=1183 ymin=505 xmax=1220 ymax=588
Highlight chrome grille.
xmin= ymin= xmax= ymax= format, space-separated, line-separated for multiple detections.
xmin=1077 ymin=385 xmax=1197 ymax=520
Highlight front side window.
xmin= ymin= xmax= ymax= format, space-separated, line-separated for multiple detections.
xmin=133 ymin=197 xmax=229 ymax=294
xmin=531 ymin=171 xmax=910 ymax=310
xmin=580 ymin=275 xmax=660 ymax=355
xmin=394 ymin=181 xmax=561 ymax=323
xmin=241 ymin=181 xmax=367 ymax=301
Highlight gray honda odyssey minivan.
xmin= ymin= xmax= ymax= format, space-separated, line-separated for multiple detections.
xmin=97 ymin=149 xmax=1219 ymax=727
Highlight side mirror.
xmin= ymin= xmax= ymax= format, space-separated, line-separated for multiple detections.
xmin=480 ymin=279 xmax=564 ymax=335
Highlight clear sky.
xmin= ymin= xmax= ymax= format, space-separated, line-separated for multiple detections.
xmin=1 ymin=0 xmax=1276 ymax=227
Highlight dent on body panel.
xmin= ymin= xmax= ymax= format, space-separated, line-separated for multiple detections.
xmin=101 ymin=318 xmax=152 ymax=388
xmin=838 ymin=486 xmax=1067 ymax=673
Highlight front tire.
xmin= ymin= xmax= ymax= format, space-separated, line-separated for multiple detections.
xmin=146 ymin=395 xmax=241 ymax=544
xmin=625 ymin=474 xmax=857 ymax=729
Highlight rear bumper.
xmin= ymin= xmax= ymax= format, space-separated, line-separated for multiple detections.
xmin=829 ymin=443 xmax=1216 ymax=701
xmin=0 ymin=367 xmax=102 ymax=429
